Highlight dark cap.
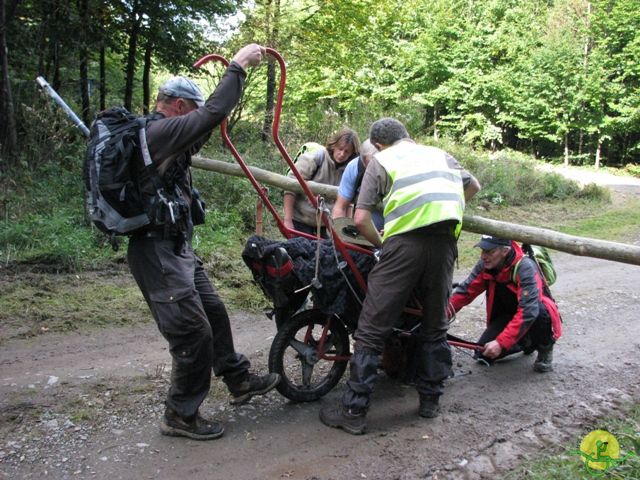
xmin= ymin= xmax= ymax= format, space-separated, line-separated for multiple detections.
xmin=475 ymin=235 xmax=511 ymax=250
xmin=158 ymin=76 xmax=205 ymax=107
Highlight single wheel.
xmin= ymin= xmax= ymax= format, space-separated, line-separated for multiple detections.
xmin=268 ymin=309 xmax=350 ymax=402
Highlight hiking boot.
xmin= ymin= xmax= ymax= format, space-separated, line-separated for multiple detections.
xmin=319 ymin=405 xmax=367 ymax=435
xmin=160 ymin=408 xmax=224 ymax=440
xmin=418 ymin=394 xmax=441 ymax=418
xmin=228 ymin=372 xmax=281 ymax=405
xmin=533 ymin=344 xmax=554 ymax=373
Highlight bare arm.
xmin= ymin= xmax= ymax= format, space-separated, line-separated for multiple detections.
xmin=464 ymin=175 xmax=481 ymax=202
xmin=332 ymin=194 xmax=352 ymax=219
xmin=354 ymin=208 xmax=383 ymax=248
xmin=283 ymin=192 xmax=296 ymax=230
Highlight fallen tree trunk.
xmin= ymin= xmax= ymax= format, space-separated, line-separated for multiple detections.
xmin=192 ymin=155 xmax=640 ymax=266
xmin=192 ymin=155 xmax=338 ymax=197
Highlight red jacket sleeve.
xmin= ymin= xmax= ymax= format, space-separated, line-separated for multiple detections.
xmin=450 ymin=261 xmax=487 ymax=311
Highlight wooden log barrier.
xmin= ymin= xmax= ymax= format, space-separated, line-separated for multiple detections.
xmin=192 ymin=155 xmax=640 ymax=266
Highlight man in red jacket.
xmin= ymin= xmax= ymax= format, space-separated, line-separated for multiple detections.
xmin=449 ymin=235 xmax=562 ymax=372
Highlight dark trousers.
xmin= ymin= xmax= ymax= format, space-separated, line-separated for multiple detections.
xmin=478 ymin=307 xmax=553 ymax=356
xmin=127 ymin=234 xmax=250 ymax=418
xmin=292 ymin=219 xmax=328 ymax=238
xmin=343 ymin=227 xmax=457 ymax=411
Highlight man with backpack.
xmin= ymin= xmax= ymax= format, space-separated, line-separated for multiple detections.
xmin=448 ymin=235 xmax=562 ymax=372
xmin=126 ymin=44 xmax=280 ymax=441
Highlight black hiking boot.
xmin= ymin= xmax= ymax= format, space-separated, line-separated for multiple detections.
xmin=533 ymin=343 xmax=554 ymax=373
xmin=519 ymin=336 xmax=536 ymax=355
xmin=418 ymin=394 xmax=441 ymax=419
xmin=228 ymin=373 xmax=281 ymax=405
xmin=319 ymin=405 xmax=367 ymax=435
xmin=160 ymin=408 xmax=224 ymax=440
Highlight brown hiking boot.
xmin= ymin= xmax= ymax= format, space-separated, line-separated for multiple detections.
xmin=228 ymin=373 xmax=281 ymax=405
xmin=418 ymin=394 xmax=441 ymax=418
xmin=533 ymin=343 xmax=554 ymax=373
xmin=319 ymin=405 xmax=367 ymax=435
xmin=160 ymin=408 xmax=224 ymax=440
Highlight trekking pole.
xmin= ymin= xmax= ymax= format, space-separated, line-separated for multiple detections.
xmin=35 ymin=76 xmax=90 ymax=138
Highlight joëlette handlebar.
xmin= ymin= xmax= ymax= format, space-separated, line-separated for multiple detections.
xmin=193 ymin=50 xmax=481 ymax=352
xmin=193 ymin=49 xmax=369 ymax=292
xmin=192 ymin=50 xmax=482 ymax=352
xmin=192 ymin=54 xmax=286 ymax=234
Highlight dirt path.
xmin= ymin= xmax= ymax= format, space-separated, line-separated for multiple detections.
xmin=1 ymin=174 xmax=639 ymax=480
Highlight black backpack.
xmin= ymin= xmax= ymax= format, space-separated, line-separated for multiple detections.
xmin=83 ymin=107 xmax=188 ymax=248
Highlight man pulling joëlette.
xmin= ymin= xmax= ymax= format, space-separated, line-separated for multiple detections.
xmin=127 ymin=44 xmax=279 ymax=441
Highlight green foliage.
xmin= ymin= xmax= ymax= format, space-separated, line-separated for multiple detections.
xmin=422 ymin=139 xmax=588 ymax=206
xmin=224 ymin=0 xmax=640 ymax=166
xmin=623 ymin=163 xmax=640 ymax=178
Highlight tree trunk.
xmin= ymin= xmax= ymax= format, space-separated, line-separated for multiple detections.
xmin=595 ymin=138 xmax=602 ymax=169
xmin=434 ymin=106 xmax=439 ymax=140
xmin=0 ymin=0 xmax=18 ymax=165
xmin=578 ymin=130 xmax=583 ymax=156
xmin=123 ymin=0 xmax=142 ymax=110
xmin=191 ymin=154 xmax=640 ymax=267
xmin=261 ymin=58 xmax=276 ymax=142
xmin=142 ymin=38 xmax=153 ymax=114
xmin=99 ymin=45 xmax=105 ymax=111
xmin=36 ymin=1 xmax=47 ymax=76
xmin=261 ymin=0 xmax=278 ymax=143
xmin=51 ymin=41 xmax=62 ymax=90
xmin=563 ymin=132 xmax=569 ymax=166
xmin=77 ymin=0 xmax=90 ymax=126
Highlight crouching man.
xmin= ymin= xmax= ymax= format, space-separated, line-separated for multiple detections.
xmin=449 ymin=235 xmax=562 ymax=372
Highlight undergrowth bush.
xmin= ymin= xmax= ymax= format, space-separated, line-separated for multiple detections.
xmin=425 ymin=139 xmax=586 ymax=206
xmin=624 ymin=163 xmax=640 ymax=178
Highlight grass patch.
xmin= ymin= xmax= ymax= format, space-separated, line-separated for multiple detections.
xmin=470 ymin=194 xmax=640 ymax=244
xmin=0 ymin=269 xmax=149 ymax=339
xmin=506 ymin=404 xmax=640 ymax=479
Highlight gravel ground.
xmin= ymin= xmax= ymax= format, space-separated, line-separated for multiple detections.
xmin=1 ymin=169 xmax=639 ymax=480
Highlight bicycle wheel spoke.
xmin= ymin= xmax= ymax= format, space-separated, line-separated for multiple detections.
xmin=289 ymin=338 xmax=313 ymax=356
xmin=300 ymin=359 xmax=314 ymax=386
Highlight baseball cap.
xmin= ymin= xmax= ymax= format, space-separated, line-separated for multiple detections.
xmin=475 ymin=235 xmax=511 ymax=250
xmin=158 ymin=76 xmax=205 ymax=107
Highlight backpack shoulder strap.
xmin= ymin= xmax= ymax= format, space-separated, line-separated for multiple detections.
xmin=308 ymin=148 xmax=325 ymax=180
xmin=355 ymin=157 xmax=366 ymax=192
xmin=511 ymin=257 xmax=523 ymax=284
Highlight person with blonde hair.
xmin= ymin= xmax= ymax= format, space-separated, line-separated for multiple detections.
xmin=283 ymin=128 xmax=360 ymax=237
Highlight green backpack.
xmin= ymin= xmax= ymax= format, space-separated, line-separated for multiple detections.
xmin=512 ymin=243 xmax=557 ymax=287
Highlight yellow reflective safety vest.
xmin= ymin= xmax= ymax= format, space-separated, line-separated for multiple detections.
xmin=377 ymin=142 xmax=465 ymax=242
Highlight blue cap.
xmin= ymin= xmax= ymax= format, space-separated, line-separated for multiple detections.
xmin=159 ymin=76 xmax=205 ymax=107
xmin=475 ymin=235 xmax=511 ymax=250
